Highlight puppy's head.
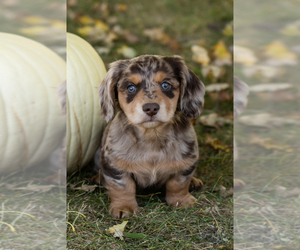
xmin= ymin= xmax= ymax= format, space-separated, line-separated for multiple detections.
xmin=99 ymin=55 xmax=205 ymax=128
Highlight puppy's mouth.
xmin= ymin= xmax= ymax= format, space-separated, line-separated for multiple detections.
xmin=141 ymin=118 xmax=161 ymax=128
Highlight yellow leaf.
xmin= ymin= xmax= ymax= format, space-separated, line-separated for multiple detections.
xmin=191 ymin=45 xmax=210 ymax=65
xmin=106 ymin=221 xmax=128 ymax=234
xmin=50 ymin=20 xmax=66 ymax=30
xmin=19 ymin=26 xmax=47 ymax=36
xmin=144 ymin=28 xmax=170 ymax=45
xmin=222 ymin=22 xmax=233 ymax=36
xmin=77 ymin=26 xmax=94 ymax=36
xmin=117 ymin=46 xmax=137 ymax=58
xmin=213 ymin=40 xmax=232 ymax=66
xmin=23 ymin=16 xmax=48 ymax=24
xmin=116 ymin=4 xmax=127 ymax=11
xmin=79 ymin=15 xmax=94 ymax=25
xmin=280 ymin=25 xmax=300 ymax=36
xmin=264 ymin=41 xmax=297 ymax=60
xmin=214 ymin=40 xmax=231 ymax=59
xmin=234 ymin=45 xmax=257 ymax=66
xmin=95 ymin=20 xmax=109 ymax=32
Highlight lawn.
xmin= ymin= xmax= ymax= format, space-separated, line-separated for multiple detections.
xmin=67 ymin=0 xmax=233 ymax=249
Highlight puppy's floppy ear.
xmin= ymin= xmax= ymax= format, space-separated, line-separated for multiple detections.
xmin=98 ymin=60 xmax=129 ymax=122
xmin=163 ymin=56 xmax=205 ymax=119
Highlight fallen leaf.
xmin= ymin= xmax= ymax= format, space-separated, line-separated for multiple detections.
xmin=191 ymin=45 xmax=210 ymax=65
xmin=198 ymin=113 xmax=232 ymax=128
xmin=222 ymin=22 xmax=233 ymax=36
xmin=19 ymin=26 xmax=47 ymax=36
xmin=94 ymin=20 xmax=109 ymax=32
xmin=250 ymin=83 xmax=292 ymax=92
xmin=143 ymin=28 xmax=170 ymax=45
xmin=209 ymin=89 xmax=232 ymax=102
xmin=274 ymin=185 xmax=300 ymax=197
xmin=234 ymin=45 xmax=258 ymax=65
xmin=72 ymin=185 xmax=98 ymax=192
xmin=219 ymin=185 xmax=233 ymax=197
xmin=213 ymin=40 xmax=232 ymax=66
xmin=201 ymin=65 xmax=223 ymax=79
xmin=115 ymin=4 xmax=127 ymax=11
xmin=78 ymin=15 xmax=94 ymax=25
xmin=238 ymin=113 xmax=300 ymax=128
xmin=106 ymin=221 xmax=128 ymax=234
xmin=113 ymin=228 xmax=124 ymax=240
xmin=205 ymin=134 xmax=230 ymax=152
xmin=23 ymin=16 xmax=48 ymax=24
xmin=280 ymin=20 xmax=300 ymax=36
xmin=264 ymin=41 xmax=298 ymax=66
xmin=242 ymin=65 xmax=281 ymax=80
xmin=117 ymin=46 xmax=137 ymax=58
xmin=9 ymin=184 xmax=56 ymax=192
xmin=249 ymin=134 xmax=294 ymax=152
xmin=205 ymin=83 xmax=230 ymax=92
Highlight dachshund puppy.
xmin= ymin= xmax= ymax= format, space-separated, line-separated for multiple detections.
xmin=98 ymin=55 xmax=205 ymax=218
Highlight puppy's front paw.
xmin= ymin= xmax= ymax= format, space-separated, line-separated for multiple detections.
xmin=166 ymin=193 xmax=196 ymax=208
xmin=189 ymin=177 xmax=203 ymax=192
xmin=109 ymin=201 xmax=139 ymax=219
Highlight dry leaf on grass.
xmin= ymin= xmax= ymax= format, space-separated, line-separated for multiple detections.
xmin=71 ymin=185 xmax=98 ymax=192
xmin=201 ymin=65 xmax=223 ymax=79
xmin=191 ymin=45 xmax=210 ymax=65
xmin=213 ymin=40 xmax=232 ymax=66
xmin=117 ymin=46 xmax=137 ymax=58
xmin=280 ymin=20 xmax=300 ymax=36
xmin=209 ymin=89 xmax=232 ymax=102
xmin=264 ymin=41 xmax=298 ymax=66
xmin=234 ymin=45 xmax=258 ymax=65
xmin=219 ymin=185 xmax=233 ymax=197
xmin=205 ymin=134 xmax=230 ymax=152
xmin=242 ymin=65 xmax=282 ymax=80
xmin=222 ymin=22 xmax=233 ymax=36
xmin=250 ymin=83 xmax=293 ymax=92
xmin=238 ymin=113 xmax=300 ymax=128
xmin=106 ymin=221 xmax=128 ymax=240
xmin=205 ymin=83 xmax=229 ymax=92
xmin=249 ymin=134 xmax=294 ymax=152
xmin=8 ymin=184 xmax=57 ymax=192
xmin=264 ymin=185 xmax=300 ymax=198
xmin=198 ymin=113 xmax=232 ymax=128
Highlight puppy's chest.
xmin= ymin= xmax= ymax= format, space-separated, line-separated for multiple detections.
xmin=107 ymin=136 xmax=197 ymax=185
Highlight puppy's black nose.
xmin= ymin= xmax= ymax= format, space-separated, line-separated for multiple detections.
xmin=142 ymin=103 xmax=160 ymax=117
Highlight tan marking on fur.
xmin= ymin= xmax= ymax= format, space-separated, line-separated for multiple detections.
xmin=105 ymin=175 xmax=138 ymax=218
xmin=128 ymin=73 xmax=142 ymax=85
xmin=153 ymin=71 xmax=167 ymax=83
xmin=165 ymin=175 xmax=196 ymax=208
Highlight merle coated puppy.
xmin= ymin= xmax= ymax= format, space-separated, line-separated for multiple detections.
xmin=98 ymin=55 xmax=205 ymax=218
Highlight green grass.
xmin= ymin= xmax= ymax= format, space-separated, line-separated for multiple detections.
xmin=67 ymin=0 xmax=233 ymax=249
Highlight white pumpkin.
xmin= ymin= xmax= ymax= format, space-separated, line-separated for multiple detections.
xmin=0 ymin=33 xmax=66 ymax=174
xmin=67 ymin=33 xmax=106 ymax=173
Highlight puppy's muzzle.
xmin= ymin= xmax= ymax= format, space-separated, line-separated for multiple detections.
xmin=142 ymin=103 xmax=160 ymax=117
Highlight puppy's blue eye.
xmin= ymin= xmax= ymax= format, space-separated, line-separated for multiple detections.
xmin=127 ymin=85 xmax=136 ymax=93
xmin=161 ymin=82 xmax=171 ymax=90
